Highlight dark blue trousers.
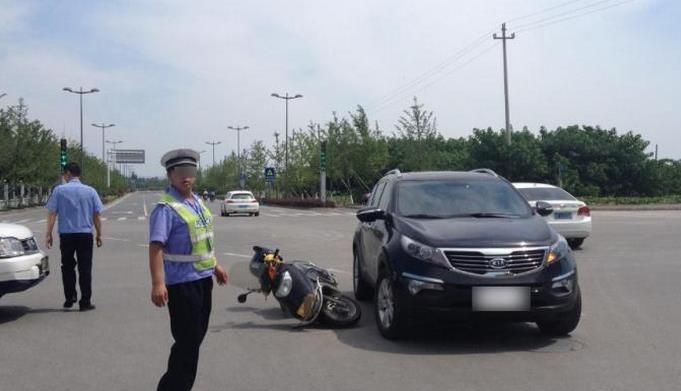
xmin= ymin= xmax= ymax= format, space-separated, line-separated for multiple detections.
xmin=59 ymin=233 xmax=93 ymax=305
xmin=157 ymin=277 xmax=213 ymax=391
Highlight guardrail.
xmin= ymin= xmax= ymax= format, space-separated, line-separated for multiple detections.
xmin=0 ymin=183 xmax=51 ymax=211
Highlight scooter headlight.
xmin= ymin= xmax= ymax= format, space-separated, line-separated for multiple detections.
xmin=274 ymin=271 xmax=293 ymax=298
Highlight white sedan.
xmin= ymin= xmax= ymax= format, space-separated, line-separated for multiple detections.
xmin=0 ymin=223 xmax=49 ymax=298
xmin=513 ymin=183 xmax=592 ymax=248
xmin=220 ymin=191 xmax=260 ymax=217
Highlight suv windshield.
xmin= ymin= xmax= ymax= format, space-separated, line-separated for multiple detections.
xmin=517 ymin=187 xmax=576 ymax=201
xmin=397 ymin=179 xmax=531 ymax=218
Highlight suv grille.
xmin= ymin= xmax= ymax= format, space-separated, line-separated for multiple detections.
xmin=444 ymin=248 xmax=546 ymax=275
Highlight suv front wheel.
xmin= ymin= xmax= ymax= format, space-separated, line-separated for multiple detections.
xmin=353 ymin=251 xmax=373 ymax=301
xmin=375 ymin=270 xmax=409 ymax=339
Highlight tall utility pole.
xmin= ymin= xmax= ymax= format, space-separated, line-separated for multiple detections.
xmin=205 ymin=140 xmax=221 ymax=167
xmin=91 ymin=123 xmax=115 ymax=162
xmin=63 ymin=87 xmax=100 ymax=169
xmin=493 ymin=23 xmax=515 ymax=146
xmin=271 ymin=92 xmax=303 ymax=171
xmin=228 ymin=125 xmax=249 ymax=189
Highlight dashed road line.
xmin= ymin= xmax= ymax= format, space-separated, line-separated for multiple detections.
xmin=117 ymin=217 xmax=127 ymax=221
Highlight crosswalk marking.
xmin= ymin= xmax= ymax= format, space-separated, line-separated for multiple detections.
xmin=117 ymin=217 xmax=127 ymax=221
xmin=137 ymin=216 xmax=146 ymax=220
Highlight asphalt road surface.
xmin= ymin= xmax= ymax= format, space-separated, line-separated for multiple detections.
xmin=1 ymin=191 xmax=680 ymax=391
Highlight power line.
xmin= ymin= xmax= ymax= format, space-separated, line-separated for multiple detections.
xmin=366 ymin=0 xmax=638 ymax=114
xmin=516 ymin=0 xmax=637 ymax=33
xmin=372 ymin=42 xmax=500 ymax=114
xmin=506 ymin=0 xmax=590 ymax=24
xmin=366 ymin=31 xmax=492 ymax=110
xmin=514 ymin=0 xmax=621 ymax=31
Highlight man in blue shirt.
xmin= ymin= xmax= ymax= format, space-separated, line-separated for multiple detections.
xmin=149 ymin=148 xmax=228 ymax=391
xmin=45 ymin=162 xmax=103 ymax=311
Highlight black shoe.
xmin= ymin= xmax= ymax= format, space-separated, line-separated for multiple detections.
xmin=63 ymin=299 xmax=76 ymax=309
xmin=79 ymin=303 xmax=96 ymax=312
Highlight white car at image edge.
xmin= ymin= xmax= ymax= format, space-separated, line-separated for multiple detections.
xmin=513 ymin=182 xmax=592 ymax=249
xmin=0 ymin=223 xmax=49 ymax=298
xmin=220 ymin=191 xmax=260 ymax=217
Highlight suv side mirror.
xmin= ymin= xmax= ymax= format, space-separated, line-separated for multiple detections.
xmin=356 ymin=207 xmax=385 ymax=223
xmin=535 ymin=201 xmax=554 ymax=217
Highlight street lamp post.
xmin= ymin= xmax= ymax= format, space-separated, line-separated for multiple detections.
xmin=105 ymin=139 xmax=123 ymax=188
xmin=270 ymin=92 xmax=303 ymax=170
xmin=227 ymin=125 xmax=249 ymax=188
xmin=205 ymin=141 xmax=221 ymax=167
xmin=198 ymin=150 xmax=207 ymax=171
xmin=91 ymin=123 xmax=115 ymax=162
xmin=63 ymin=87 xmax=99 ymax=169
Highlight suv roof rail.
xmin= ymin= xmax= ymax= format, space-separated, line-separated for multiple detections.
xmin=469 ymin=168 xmax=499 ymax=177
xmin=385 ymin=168 xmax=401 ymax=177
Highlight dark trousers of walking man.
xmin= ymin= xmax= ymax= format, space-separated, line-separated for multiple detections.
xmin=59 ymin=233 xmax=93 ymax=306
xmin=157 ymin=278 xmax=213 ymax=391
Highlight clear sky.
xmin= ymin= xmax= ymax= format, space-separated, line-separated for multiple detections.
xmin=1 ymin=0 xmax=679 ymax=177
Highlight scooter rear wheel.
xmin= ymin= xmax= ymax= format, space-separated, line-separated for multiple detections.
xmin=320 ymin=295 xmax=361 ymax=328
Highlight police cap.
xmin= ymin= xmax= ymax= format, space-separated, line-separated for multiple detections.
xmin=161 ymin=148 xmax=200 ymax=170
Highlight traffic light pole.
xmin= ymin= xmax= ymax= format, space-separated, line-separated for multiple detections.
xmin=320 ymin=140 xmax=327 ymax=203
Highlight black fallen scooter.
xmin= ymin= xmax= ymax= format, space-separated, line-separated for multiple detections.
xmin=236 ymin=246 xmax=361 ymax=328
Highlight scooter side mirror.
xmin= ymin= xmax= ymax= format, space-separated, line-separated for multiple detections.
xmin=237 ymin=293 xmax=248 ymax=303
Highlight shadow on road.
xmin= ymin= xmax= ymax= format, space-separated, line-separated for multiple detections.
xmin=0 ymin=306 xmax=67 ymax=325
xmin=327 ymin=295 xmax=586 ymax=355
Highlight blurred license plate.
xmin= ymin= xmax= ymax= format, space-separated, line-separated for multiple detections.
xmin=554 ymin=212 xmax=572 ymax=220
xmin=472 ymin=286 xmax=530 ymax=311
xmin=239 ymin=205 xmax=248 ymax=208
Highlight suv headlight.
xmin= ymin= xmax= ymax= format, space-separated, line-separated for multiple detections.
xmin=400 ymin=235 xmax=450 ymax=268
xmin=545 ymin=236 xmax=570 ymax=266
xmin=0 ymin=237 xmax=25 ymax=258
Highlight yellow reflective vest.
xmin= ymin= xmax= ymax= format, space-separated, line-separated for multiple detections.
xmin=158 ymin=194 xmax=217 ymax=271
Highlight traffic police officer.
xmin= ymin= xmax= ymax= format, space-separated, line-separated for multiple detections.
xmin=148 ymin=148 xmax=228 ymax=391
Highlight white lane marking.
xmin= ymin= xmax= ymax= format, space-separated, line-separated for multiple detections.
xmin=222 ymin=252 xmax=252 ymax=259
xmin=328 ymin=268 xmax=350 ymax=275
xmin=137 ymin=244 xmax=149 ymax=248
xmin=138 ymin=216 xmax=146 ymax=220
xmin=117 ymin=217 xmax=127 ymax=221
xmin=143 ymin=195 xmax=148 ymax=217
xmin=14 ymin=218 xmax=32 ymax=223
xmin=263 ymin=214 xmax=280 ymax=217
xmin=101 ymin=217 xmax=108 ymax=221
xmin=102 ymin=192 xmax=134 ymax=211
xmin=36 ymin=219 xmax=47 ymax=223
xmin=103 ymin=236 xmax=130 ymax=242
xmin=112 ymin=211 xmax=133 ymax=215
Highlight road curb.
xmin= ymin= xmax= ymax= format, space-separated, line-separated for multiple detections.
xmin=591 ymin=204 xmax=681 ymax=211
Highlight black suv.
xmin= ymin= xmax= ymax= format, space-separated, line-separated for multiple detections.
xmin=353 ymin=169 xmax=581 ymax=339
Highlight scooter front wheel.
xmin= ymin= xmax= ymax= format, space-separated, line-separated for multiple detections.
xmin=319 ymin=295 xmax=361 ymax=328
